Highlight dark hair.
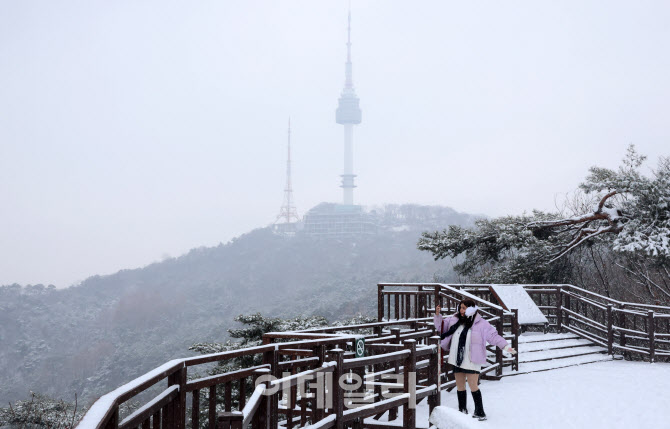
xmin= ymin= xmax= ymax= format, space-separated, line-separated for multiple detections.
xmin=461 ymin=299 xmax=476 ymax=308
xmin=456 ymin=299 xmax=477 ymax=326
xmin=441 ymin=298 xmax=478 ymax=339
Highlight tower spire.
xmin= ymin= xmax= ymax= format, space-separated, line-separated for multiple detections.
xmin=345 ymin=9 xmax=353 ymax=89
xmin=274 ymin=118 xmax=300 ymax=234
xmin=335 ymin=8 xmax=362 ymax=206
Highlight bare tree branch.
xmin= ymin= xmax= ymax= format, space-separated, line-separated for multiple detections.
xmin=615 ymin=262 xmax=670 ymax=300
xmin=549 ymin=225 xmax=622 ymax=262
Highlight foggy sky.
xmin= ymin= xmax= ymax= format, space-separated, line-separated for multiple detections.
xmin=1 ymin=1 xmax=669 ymax=287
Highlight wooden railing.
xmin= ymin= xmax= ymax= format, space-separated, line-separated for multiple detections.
xmin=80 ymin=282 xmax=666 ymax=429
xmin=77 ymin=319 xmax=444 ymax=429
xmin=522 ymin=284 xmax=670 ymax=362
xmin=377 ymin=283 xmax=520 ymax=377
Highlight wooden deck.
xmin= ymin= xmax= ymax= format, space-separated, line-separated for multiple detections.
xmin=76 ymin=283 xmax=670 ymax=429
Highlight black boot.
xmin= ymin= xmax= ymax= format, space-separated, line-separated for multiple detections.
xmin=471 ymin=389 xmax=487 ymax=421
xmin=456 ymin=390 xmax=468 ymax=414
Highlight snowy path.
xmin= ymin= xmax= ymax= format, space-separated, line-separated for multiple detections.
xmin=367 ymin=360 xmax=670 ymax=429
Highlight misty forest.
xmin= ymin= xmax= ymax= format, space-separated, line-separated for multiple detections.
xmin=1 ymin=147 xmax=669 ymax=428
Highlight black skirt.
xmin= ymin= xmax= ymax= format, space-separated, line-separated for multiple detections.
xmin=452 ymin=365 xmax=480 ymax=375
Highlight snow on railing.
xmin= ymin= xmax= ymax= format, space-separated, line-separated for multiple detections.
xmin=522 ymin=284 xmax=670 ymax=362
xmin=77 ymin=313 xmax=444 ymax=429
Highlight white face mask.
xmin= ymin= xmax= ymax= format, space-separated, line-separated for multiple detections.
xmin=465 ymin=305 xmax=478 ymax=318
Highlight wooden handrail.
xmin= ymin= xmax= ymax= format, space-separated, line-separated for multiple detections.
xmin=118 ymin=385 xmax=179 ymax=429
xmin=186 ymin=364 xmax=270 ymax=392
xmin=79 ymin=282 xmax=669 ymax=429
xmin=523 ymin=283 xmax=670 ymax=362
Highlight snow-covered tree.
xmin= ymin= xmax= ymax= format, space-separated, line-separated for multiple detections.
xmin=0 ymin=392 xmax=82 ymax=429
xmin=417 ymin=212 xmax=569 ymax=283
xmin=418 ymin=146 xmax=670 ymax=301
xmin=528 ymin=145 xmax=670 ymax=262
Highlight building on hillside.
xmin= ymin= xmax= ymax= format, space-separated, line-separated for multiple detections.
xmin=302 ymin=203 xmax=376 ymax=237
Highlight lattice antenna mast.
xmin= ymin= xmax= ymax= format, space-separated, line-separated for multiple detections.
xmin=276 ymin=118 xmax=300 ymax=224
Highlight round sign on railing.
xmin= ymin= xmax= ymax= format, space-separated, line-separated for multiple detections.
xmin=355 ymin=337 xmax=365 ymax=358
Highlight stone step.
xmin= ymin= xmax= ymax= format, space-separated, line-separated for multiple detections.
xmin=518 ymin=338 xmax=595 ymax=353
xmin=517 ymin=332 xmax=581 ymax=344
xmin=503 ymin=353 xmax=614 ymax=376
xmin=519 ymin=345 xmax=606 ymax=363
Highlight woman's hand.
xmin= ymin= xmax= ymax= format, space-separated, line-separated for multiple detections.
xmin=435 ymin=305 xmax=441 ymax=316
xmin=504 ymin=345 xmax=517 ymax=355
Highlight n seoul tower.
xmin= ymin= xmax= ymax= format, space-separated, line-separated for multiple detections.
xmin=335 ymin=10 xmax=362 ymax=206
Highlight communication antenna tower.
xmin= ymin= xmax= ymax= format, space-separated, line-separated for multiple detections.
xmin=274 ymin=118 xmax=300 ymax=233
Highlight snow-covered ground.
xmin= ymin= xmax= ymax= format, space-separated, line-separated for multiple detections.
xmin=368 ymin=360 xmax=670 ymax=428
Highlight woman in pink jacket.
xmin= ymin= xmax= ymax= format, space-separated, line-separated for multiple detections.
xmin=434 ymin=298 xmax=516 ymax=421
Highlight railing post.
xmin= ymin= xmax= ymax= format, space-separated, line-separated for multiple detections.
xmin=649 ymin=310 xmax=656 ymax=363
xmin=263 ymin=348 xmax=279 ymax=429
xmin=619 ymin=304 xmax=627 ymax=351
xmin=427 ymin=336 xmax=441 ymax=414
xmin=391 ymin=328 xmax=401 ymax=344
xmin=390 ymin=327 xmax=402 ymax=420
xmin=351 ymin=364 xmax=365 ymax=429
xmin=512 ymin=309 xmax=519 ymax=372
xmin=607 ymin=304 xmax=614 ymax=355
xmin=406 ymin=294 xmax=411 ymax=320
xmin=564 ymin=289 xmax=571 ymax=328
xmin=252 ymin=368 xmax=271 ymax=429
xmin=104 ymin=406 xmax=119 ymax=429
xmin=312 ymin=346 xmax=327 ymax=424
xmin=434 ymin=286 xmax=440 ymax=315
xmin=208 ymin=386 xmax=216 ymax=429
xmin=331 ymin=349 xmax=345 ymax=429
xmin=395 ymin=293 xmax=400 ymax=320
xmin=192 ymin=390 xmax=201 ymax=429
xmin=496 ymin=308 xmax=503 ymax=377
xmin=556 ymin=286 xmax=562 ymax=332
xmin=167 ymin=364 xmax=186 ymax=429
xmin=403 ymin=340 xmax=416 ymax=429
xmin=217 ymin=412 xmax=243 ymax=429
xmin=418 ymin=291 xmax=426 ymax=319
xmin=378 ymin=284 xmax=384 ymax=322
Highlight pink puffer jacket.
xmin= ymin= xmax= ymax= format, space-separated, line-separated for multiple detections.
xmin=433 ymin=312 xmax=508 ymax=365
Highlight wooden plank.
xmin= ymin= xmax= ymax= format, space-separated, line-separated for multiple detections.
xmin=342 ymin=394 xmax=409 ymax=423
xmin=278 ymin=349 xmax=315 ymax=357
xmin=342 ymin=351 xmax=409 ymax=370
xmin=119 ymin=386 xmax=179 ymax=429
xmin=186 ymin=365 xmax=270 ymax=392
xmin=184 ymin=345 xmax=276 ymax=367
xmin=278 ymin=356 xmax=320 ymax=371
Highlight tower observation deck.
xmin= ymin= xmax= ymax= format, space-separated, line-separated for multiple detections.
xmin=335 ymin=10 xmax=361 ymax=206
